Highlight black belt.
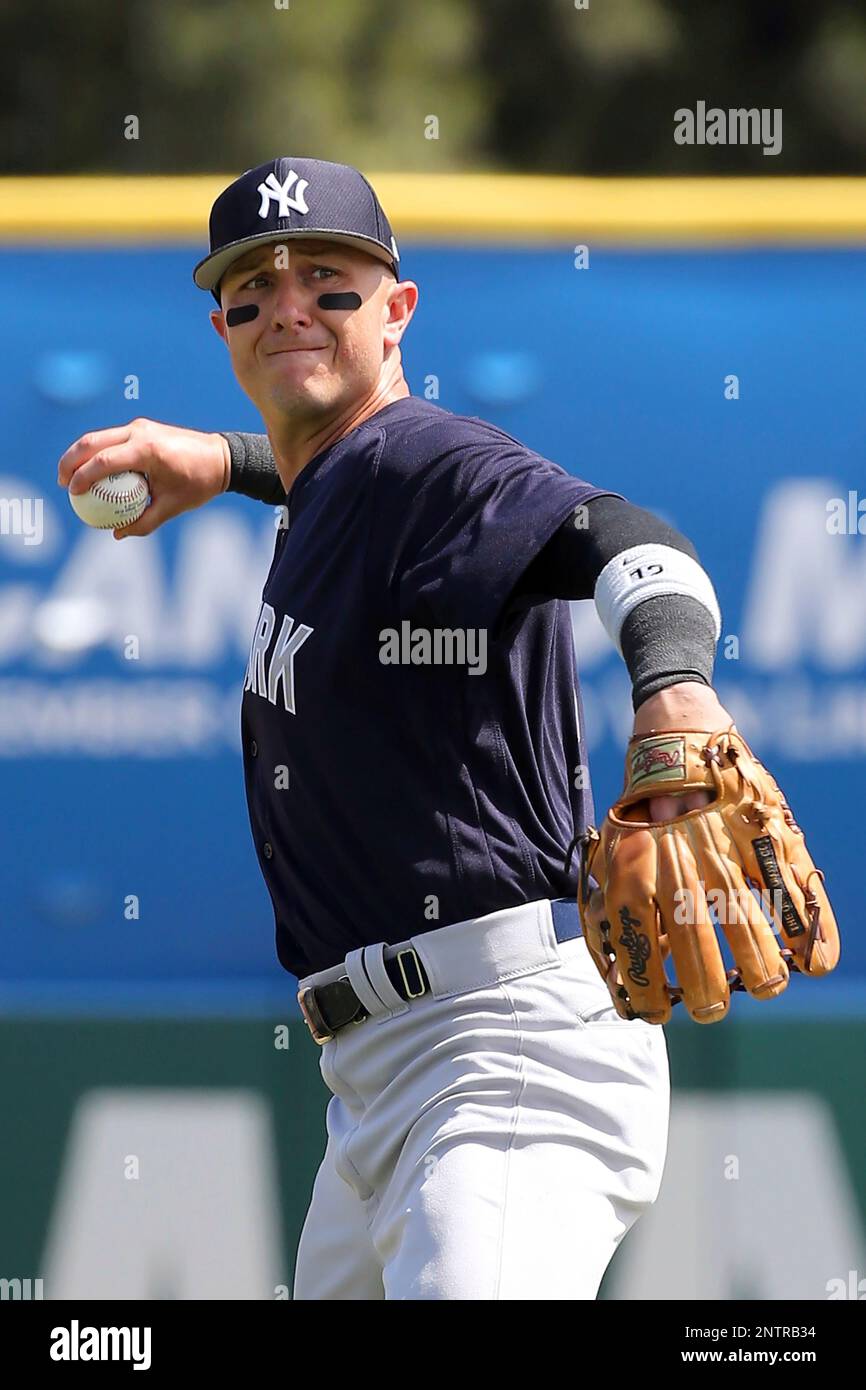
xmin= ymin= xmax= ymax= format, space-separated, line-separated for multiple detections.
xmin=297 ymin=898 xmax=582 ymax=1045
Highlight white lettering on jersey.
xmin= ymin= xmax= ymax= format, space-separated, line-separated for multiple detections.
xmin=267 ymin=613 xmax=314 ymax=712
xmin=244 ymin=601 xmax=313 ymax=713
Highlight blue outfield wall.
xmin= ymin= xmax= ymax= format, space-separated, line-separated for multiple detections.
xmin=1 ymin=243 xmax=863 ymax=1012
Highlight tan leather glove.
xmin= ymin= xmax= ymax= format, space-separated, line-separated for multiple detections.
xmin=578 ymin=725 xmax=840 ymax=1025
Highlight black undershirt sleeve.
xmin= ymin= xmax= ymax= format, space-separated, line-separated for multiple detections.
xmin=512 ymin=493 xmax=718 ymax=711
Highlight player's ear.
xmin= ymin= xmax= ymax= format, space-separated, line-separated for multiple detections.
xmin=210 ymin=308 xmax=228 ymax=345
xmin=383 ymin=279 xmax=418 ymax=349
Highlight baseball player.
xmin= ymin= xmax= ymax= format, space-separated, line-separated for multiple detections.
xmin=58 ymin=157 xmax=839 ymax=1300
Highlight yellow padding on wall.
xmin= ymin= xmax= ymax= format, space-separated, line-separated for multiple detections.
xmin=2 ymin=175 xmax=866 ymax=243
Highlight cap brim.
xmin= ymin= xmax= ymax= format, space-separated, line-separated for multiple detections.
xmin=193 ymin=229 xmax=398 ymax=292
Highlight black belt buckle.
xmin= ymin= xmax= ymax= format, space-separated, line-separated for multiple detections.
xmin=298 ymin=985 xmax=335 ymax=1045
xmin=298 ymin=976 xmax=368 ymax=1045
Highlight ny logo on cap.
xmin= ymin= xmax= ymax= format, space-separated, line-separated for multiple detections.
xmin=257 ymin=171 xmax=310 ymax=220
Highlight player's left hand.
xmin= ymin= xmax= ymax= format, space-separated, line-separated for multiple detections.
xmin=642 ymin=684 xmax=720 ymax=824
xmin=578 ymin=683 xmax=840 ymax=1025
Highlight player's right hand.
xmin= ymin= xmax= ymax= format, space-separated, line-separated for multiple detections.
xmin=57 ymin=417 xmax=232 ymax=539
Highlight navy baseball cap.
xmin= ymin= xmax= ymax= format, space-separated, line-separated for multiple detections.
xmin=193 ymin=157 xmax=400 ymax=302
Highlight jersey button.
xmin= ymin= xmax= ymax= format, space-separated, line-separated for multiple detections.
xmin=250 ymin=740 xmax=258 ymax=757
xmin=263 ymin=842 xmax=273 ymax=860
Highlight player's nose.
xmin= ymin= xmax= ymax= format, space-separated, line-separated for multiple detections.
xmin=267 ymin=271 xmax=317 ymax=328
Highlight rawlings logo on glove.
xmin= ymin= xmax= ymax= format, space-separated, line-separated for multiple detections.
xmin=577 ymin=725 xmax=840 ymax=1025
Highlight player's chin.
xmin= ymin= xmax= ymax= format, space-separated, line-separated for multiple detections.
xmin=269 ymin=355 xmax=328 ymax=380
xmin=270 ymin=375 xmax=335 ymax=409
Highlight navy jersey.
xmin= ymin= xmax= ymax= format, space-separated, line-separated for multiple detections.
xmin=241 ymin=396 xmax=614 ymax=977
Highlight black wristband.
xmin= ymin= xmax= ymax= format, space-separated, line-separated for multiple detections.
xmin=221 ymin=432 xmax=286 ymax=506
xmin=621 ymin=594 xmax=716 ymax=712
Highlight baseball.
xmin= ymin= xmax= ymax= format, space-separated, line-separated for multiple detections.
xmin=68 ymin=471 xmax=150 ymax=529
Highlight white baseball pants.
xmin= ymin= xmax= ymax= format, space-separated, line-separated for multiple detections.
xmin=292 ymin=898 xmax=670 ymax=1300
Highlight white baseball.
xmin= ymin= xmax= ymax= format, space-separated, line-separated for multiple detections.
xmin=69 ymin=471 xmax=150 ymax=529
